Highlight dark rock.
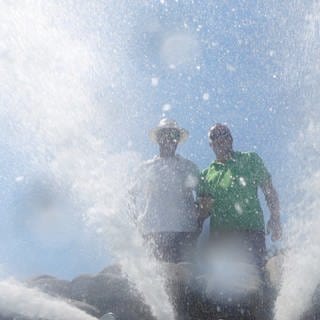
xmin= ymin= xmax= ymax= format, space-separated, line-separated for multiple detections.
xmin=25 ymin=265 xmax=154 ymax=320
xmin=7 ymin=256 xmax=319 ymax=320
xmin=26 ymin=275 xmax=70 ymax=298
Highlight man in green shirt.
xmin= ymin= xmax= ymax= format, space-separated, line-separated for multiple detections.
xmin=198 ymin=123 xmax=281 ymax=269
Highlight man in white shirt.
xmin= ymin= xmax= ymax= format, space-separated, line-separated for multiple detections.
xmin=131 ymin=119 xmax=200 ymax=263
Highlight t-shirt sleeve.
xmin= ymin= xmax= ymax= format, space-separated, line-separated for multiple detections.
xmin=129 ymin=163 xmax=145 ymax=197
xmin=184 ymin=161 xmax=200 ymax=190
xmin=197 ymin=169 xmax=211 ymax=197
xmin=251 ymin=153 xmax=271 ymax=185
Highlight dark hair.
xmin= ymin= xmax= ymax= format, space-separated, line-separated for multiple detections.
xmin=208 ymin=124 xmax=232 ymax=142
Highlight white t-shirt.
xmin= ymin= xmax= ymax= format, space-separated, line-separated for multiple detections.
xmin=131 ymin=155 xmax=199 ymax=234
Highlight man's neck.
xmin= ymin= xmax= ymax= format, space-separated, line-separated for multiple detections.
xmin=159 ymin=144 xmax=177 ymax=158
xmin=216 ymin=150 xmax=234 ymax=163
xmin=159 ymin=149 xmax=176 ymax=158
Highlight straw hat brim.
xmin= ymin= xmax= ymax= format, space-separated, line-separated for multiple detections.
xmin=149 ymin=127 xmax=189 ymax=144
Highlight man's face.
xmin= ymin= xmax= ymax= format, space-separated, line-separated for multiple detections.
xmin=209 ymin=129 xmax=233 ymax=156
xmin=156 ymin=128 xmax=180 ymax=148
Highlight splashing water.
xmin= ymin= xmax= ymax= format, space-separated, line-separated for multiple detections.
xmin=275 ymin=126 xmax=320 ymax=320
xmin=275 ymin=173 xmax=320 ymax=320
xmin=273 ymin=1 xmax=320 ymax=320
xmin=6 ymin=1 xmax=320 ymax=320
xmin=0 ymin=1 xmax=174 ymax=319
xmin=0 ymin=279 xmax=96 ymax=320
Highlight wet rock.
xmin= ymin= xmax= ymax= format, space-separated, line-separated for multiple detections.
xmin=26 ymin=275 xmax=70 ymax=298
xmin=25 ymin=265 xmax=154 ymax=320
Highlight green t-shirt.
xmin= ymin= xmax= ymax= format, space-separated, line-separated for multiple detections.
xmin=198 ymin=151 xmax=271 ymax=232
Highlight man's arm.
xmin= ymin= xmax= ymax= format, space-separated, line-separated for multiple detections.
xmin=196 ymin=168 xmax=214 ymax=230
xmin=197 ymin=196 xmax=214 ymax=219
xmin=127 ymin=165 xmax=145 ymax=224
xmin=260 ymin=178 xmax=282 ymax=241
xmin=195 ymin=196 xmax=214 ymax=231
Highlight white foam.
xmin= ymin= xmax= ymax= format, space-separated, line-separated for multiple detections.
xmin=0 ymin=1 xmax=174 ymax=319
xmin=0 ymin=279 xmax=95 ymax=320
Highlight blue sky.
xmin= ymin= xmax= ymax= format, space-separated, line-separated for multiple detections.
xmin=0 ymin=0 xmax=312 ymax=279
xmin=124 ymin=1 xmax=298 ymax=195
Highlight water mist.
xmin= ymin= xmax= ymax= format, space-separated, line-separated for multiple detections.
xmin=273 ymin=2 xmax=320 ymax=319
xmin=0 ymin=1 xmax=174 ymax=319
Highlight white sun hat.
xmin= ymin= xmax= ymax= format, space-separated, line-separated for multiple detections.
xmin=149 ymin=118 xmax=189 ymax=144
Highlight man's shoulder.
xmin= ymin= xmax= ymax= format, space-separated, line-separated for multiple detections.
xmin=235 ymin=151 xmax=269 ymax=176
xmin=141 ymin=156 xmax=160 ymax=166
xmin=140 ymin=155 xmax=199 ymax=174
xmin=133 ymin=156 xmax=158 ymax=175
xmin=200 ymin=161 xmax=216 ymax=177
xmin=235 ymin=150 xmax=255 ymax=157
xmin=235 ymin=151 xmax=262 ymax=162
xmin=176 ymin=155 xmax=199 ymax=171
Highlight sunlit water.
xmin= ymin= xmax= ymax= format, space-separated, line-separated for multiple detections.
xmin=0 ymin=1 xmax=173 ymax=319
xmin=1 ymin=1 xmax=320 ymax=320
xmin=273 ymin=2 xmax=320 ymax=319
xmin=0 ymin=279 xmax=96 ymax=320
